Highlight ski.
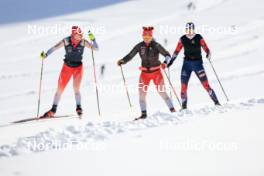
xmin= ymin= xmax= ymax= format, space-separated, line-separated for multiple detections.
xmin=12 ymin=114 xmax=77 ymax=124
xmin=133 ymin=116 xmax=147 ymax=121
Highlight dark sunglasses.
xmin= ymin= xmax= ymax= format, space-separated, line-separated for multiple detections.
xmin=143 ymin=26 xmax=154 ymax=30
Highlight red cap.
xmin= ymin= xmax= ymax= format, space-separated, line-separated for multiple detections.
xmin=142 ymin=26 xmax=154 ymax=36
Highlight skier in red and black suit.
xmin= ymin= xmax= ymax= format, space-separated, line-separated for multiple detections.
xmin=167 ymin=22 xmax=220 ymax=109
xmin=40 ymin=26 xmax=98 ymax=118
xmin=117 ymin=27 xmax=176 ymax=120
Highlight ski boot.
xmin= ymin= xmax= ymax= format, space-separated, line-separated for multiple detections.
xmin=134 ymin=111 xmax=147 ymax=121
xmin=181 ymin=102 xmax=187 ymax=110
xmin=76 ymin=105 xmax=83 ymax=117
xmin=215 ymin=101 xmax=221 ymax=106
xmin=41 ymin=105 xmax=57 ymax=118
xmin=170 ymin=107 xmax=176 ymax=113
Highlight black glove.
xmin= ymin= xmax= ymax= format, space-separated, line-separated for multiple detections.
xmin=206 ymin=52 xmax=211 ymax=60
xmin=117 ymin=59 xmax=125 ymax=66
xmin=167 ymin=57 xmax=176 ymax=68
xmin=167 ymin=53 xmax=178 ymax=68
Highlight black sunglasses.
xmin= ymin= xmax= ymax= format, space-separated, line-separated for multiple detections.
xmin=143 ymin=26 xmax=154 ymax=30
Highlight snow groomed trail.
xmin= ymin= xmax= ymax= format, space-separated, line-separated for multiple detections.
xmin=1 ymin=0 xmax=264 ymax=175
xmin=0 ymin=97 xmax=263 ymax=158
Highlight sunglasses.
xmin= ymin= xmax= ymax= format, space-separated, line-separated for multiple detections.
xmin=143 ymin=26 xmax=154 ymax=30
xmin=72 ymin=26 xmax=83 ymax=34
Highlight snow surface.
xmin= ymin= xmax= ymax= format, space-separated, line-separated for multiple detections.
xmin=0 ymin=0 xmax=264 ymax=175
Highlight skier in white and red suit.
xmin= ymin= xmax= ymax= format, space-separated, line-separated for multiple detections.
xmin=40 ymin=26 xmax=98 ymax=118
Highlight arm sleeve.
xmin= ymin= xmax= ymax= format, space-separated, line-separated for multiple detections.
xmin=156 ymin=43 xmax=171 ymax=57
xmin=200 ymin=37 xmax=210 ymax=54
xmin=122 ymin=44 xmax=140 ymax=64
xmin=46 ymin=40 xmax=64 ymax=56
xmin=173 ymin=39 xmax=183 ymax=56
xmin=84 ymin=39 xmax=99 ymax=50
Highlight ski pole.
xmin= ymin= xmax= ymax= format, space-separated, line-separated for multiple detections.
xmin=37 ymin=59 xmax=44 ymax=118
xmin=168 ymin=68 xmax=173 ymax=99
xmin=208 ymin=59 xmax=229 ymax=102
xmin=162 ymin=68 xmax=182 ymax=107
xmin=120 ymin=65 xmax=132 ymax=108
xmin=91 ymin=48 xmax=101 ymax=116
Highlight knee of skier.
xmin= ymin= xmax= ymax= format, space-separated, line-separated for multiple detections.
xmin=156 ymin=83 xmax=166 ymax=94
xmin=73 ymin=84 xmax=81 ymax=93
xmin=139 ymin=82 xmax=149 ymax=93
xmin=73 ymin=80 xmax=82 ymax=92
xmin=181 ymin=83 xmax=188 ymax=94
xmin=139 ymin=93 xmax=147 ymax=102
xmin=181 ymin=74 xmax=190 ymax=84
xmin=197 ymin=70 xmax=207 ymax=81
xmin=74 ymin=91 xmax=81 ymax=96
xmin=57 ymin=79 xmax=68 ymax=94
xmin=139 ymin=87 xmax=147 ymax=98
xmin=202 ymin=81 xmax=211 ymax=91
xmin=158 ymin=91 xmax=170 ymax=100
xmin=56 ymin=87 xmax=64 ymax=95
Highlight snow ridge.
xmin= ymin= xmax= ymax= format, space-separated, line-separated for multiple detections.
xmin=0 ymin=98 xmax=263 ymax=158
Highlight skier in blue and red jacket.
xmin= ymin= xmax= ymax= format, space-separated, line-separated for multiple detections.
xmin=167 ymin=22 xmax=220 ymax=109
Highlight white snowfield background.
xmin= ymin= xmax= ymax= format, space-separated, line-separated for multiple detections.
xmin=0 ymin=0 xmax=264 ymax=175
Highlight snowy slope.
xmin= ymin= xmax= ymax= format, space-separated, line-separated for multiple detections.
xmin=0 ymin=0 xmax=264 ymax=175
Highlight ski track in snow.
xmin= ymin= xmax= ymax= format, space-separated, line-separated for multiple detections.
xmin=0 ymin=97 xmax=263 ymax=158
